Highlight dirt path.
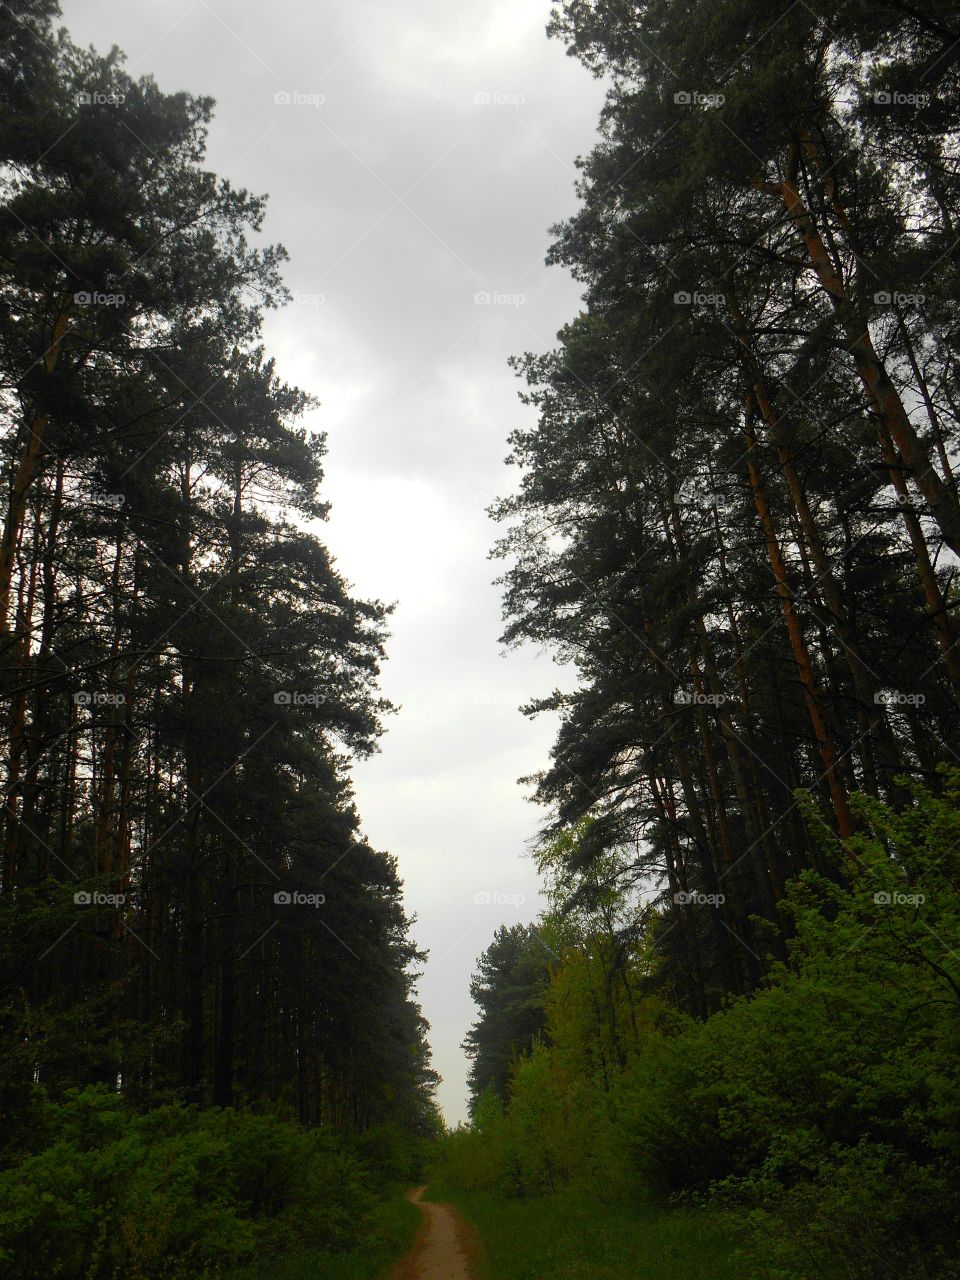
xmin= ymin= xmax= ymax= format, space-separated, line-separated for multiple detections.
xmin=389 ymin=1185 xmax=479 ymax=1280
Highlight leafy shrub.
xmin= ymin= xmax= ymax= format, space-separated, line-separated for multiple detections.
xmin=0 ymin=1087 xmax=388 ymax=1280
xmin=440 ymin=773 xmax=960 ymax=1278
xmin=353 ymin=1121 xmax=424 ymax=1185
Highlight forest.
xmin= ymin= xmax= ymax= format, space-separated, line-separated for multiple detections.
xmin=434 ymin=1 xmax=960 ymax=1278
xmin=0 ymin=4 xmax=438 ymax=1278
xmin=2 ymin=0 xmax=960 ymax=1278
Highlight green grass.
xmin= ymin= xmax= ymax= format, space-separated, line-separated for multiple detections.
xmin=427 ymin=1185 xmax=767 ymax=1280
xmin=232 ymin=1189 xmax=420 ymax=1280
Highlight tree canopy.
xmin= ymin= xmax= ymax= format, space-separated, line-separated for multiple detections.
xmin=0 ymin=0 xmax=437 ymax=1139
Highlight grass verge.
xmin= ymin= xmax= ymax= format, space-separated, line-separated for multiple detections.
xmin=426 ymin=1185 xmax=768 ymax=1280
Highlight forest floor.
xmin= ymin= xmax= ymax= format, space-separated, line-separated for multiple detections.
xmin=388 ymin=1186 xmax=480 ymax=1280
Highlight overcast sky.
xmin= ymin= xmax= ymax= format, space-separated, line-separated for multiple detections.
xmin=62 ymin=0 xmax=605 ymax=1125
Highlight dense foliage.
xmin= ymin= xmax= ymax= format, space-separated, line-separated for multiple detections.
xmin=0 ymin=0 xmax=437 ymax=1207
xmin=448 ymin=2 xmax=960 ymax=1277
xmin=462 ymin=924 xmax=552 ymax=1108
xmin=494 ymin=0 xmax=960 ymax=1006
xmin=0 ymin=1085 xmax=423 ymax=1280
xmin=0 ymin=3 xmax=441 ymax=1269
xmin=447 ymin=776 xmax=960 ymax=1277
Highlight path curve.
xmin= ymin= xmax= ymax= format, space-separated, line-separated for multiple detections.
xmin=389 ymin=1185 xmax=479 ymax=1280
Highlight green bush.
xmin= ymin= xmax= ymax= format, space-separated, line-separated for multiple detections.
xmin=353 ymin=1120 xmax=425 ymax=1185
xmin=442 ymin=774 xmax=960 ymax=1279
xmin=0 ymin=1087 xmax=397 ymax=1280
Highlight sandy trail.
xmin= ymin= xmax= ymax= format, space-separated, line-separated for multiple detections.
xmin=389 ymin=1185 xmax=478 ymax=1280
